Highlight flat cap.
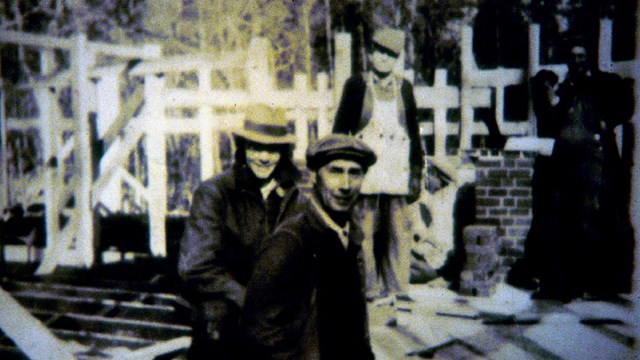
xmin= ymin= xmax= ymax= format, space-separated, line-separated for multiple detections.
xmin=306 ymin=134 xmax=377 ymax=171
xmin=373 ymin=27 xmax=405 ymax=55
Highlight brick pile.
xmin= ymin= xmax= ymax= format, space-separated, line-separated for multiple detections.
xmin=468 ymin=150 xmax=536 ymax=280
xmin=459 ymin=225 xmax=500 ymax=296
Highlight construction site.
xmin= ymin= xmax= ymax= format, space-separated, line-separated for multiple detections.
xmin=0 ymin=1 xmax=638 ymax=359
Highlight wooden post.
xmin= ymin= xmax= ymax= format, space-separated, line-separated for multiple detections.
xmin=293 ymin=73 xmax=308 ymax=161
xmin=35 ymin=87 xmax=60 ymax=262
xmin=495 ymin=86 xmax=505 ymax=128
xmin=528 ymin=24 xmax=540 ymax=136
xmin=528 ymin=24 xmax=541 ymax=78
xmin=145 ymin=74 xmax=167 ymax=257
xmin=316 ymin=72 xmax=331 ymax=138
xmin=199 ymin=109 xmax=215 ymax=180
xmin=199 ymin=65 xmax=215 ymax=180
xmin=631 ymin=9 xmax=640 ymax=310
xmin=334 ymin=32 xmax=352 ymax=101
xmin=599 ymin=19 xmax=613 ymax=72
xmin=72 ymin=33 xmax=96 ymax=267
xmin=246 ymin=38 xmax=272 ymax=99
xmin=0 ymin=78 xmax=7 ymax=210
xmin=38 ymin=50 xmax=60 ymax=258
xmin=433 ymin=70 xmax=451 ymax=159
xmin=460 ymin=26 xmax=474 ymax=151
xmin=414 ymin=69 xmax=459 ymax=158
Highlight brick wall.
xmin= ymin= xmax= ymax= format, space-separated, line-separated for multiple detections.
xmin=468 ymin=150 xmax=536 ymax=279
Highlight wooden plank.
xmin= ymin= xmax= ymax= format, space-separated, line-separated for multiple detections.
xmin=144 ymin=75 xmax=168 ymax=257
xmin=11 ymin=292 xmax=177 ymax=319
xmin=566 ymin=300 xmax=634 ymax=324
xmin=117 ymin=167 xmax=149 ymax=201
xmin=129 ymin=52 xmax=245 ymax=76
xmin=119 ymin=336 xmax=191 ymax=360
xmin=523 ymin=313 xmax=635 ymax=360
xmin=0 ymin=287 xmax=75 ymax=360
xmin=5 ymin=281 xmax=182 ymax=306
xmin=88 ymin=42 xmax=161 ymax=59
xmin=48 ymin=313 xmax=190 ymax=341
xmin=0 ymin=30 xmax=74 ymax=49
xmin=53 ymin=328 xmax=153 ymax=349
xmin=71 ymin=33 xmax=96 ymax=268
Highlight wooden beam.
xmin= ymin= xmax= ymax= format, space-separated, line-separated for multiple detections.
xmin=145 ymin=75 xmax=168 ymax=257
xmin=0 ymin=30 xmax=74 ymax=49
xmin=0 ymin=288 xmax=75 ymax=360
xmin=119 ymin=336 xmax=191 ymax=359
xmin=0 ymin=79 xmax=9 ymax=209
xmin=0 ymin=30 xmax=160 ymax=60
xmin=87 ymin=42 xmax=161 ymax=60
xmin=129 ymin=52 xmax=245 ymax=76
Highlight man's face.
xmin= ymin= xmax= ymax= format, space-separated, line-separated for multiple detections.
xmin=246 ymin=142 xmax=282 ymax=180
xmin=568 ymin=45 xmax=589 ymax=75
xmin=316 ymin=159 xmax=365 ymax=213
xmin=371 ymin=47 xmax=399 ymax=74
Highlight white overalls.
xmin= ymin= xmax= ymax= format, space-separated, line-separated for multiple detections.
xmin=355 ymin=74 xmax=413 ymax=295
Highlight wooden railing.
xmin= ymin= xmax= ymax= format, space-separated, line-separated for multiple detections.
xmin=1 ymin=18 xmax=637 ymax=269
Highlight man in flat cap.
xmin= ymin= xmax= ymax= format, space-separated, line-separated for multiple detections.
xmin=333 ymin=26 xmax=424 ymax=297
xmin=243 ymin=134 xmax=377 ymax=360
xmin=178 ymin=104 xmax=304 ymax=359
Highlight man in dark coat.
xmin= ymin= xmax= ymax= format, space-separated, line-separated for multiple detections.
xmin=243 ymin=134 xmax=377 ymax=360
xmin=534 ymin=39 xmax=634 ymax=301
xmin=333 ymin=26 xmax=424 ymax=296
xmin=178 ymin=105 xmax=304 ymax=359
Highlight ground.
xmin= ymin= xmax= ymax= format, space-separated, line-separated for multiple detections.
xmin=368 ymin=283 xmax=636 ymax=359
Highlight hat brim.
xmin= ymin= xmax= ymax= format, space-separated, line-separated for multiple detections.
xmin=307 ymin=149 xmax=377 ymax=171
xmin=234 ymin=130 xmax=296 ymax=145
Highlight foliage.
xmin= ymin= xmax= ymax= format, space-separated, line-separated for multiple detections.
xmin=166 ymin=134 xmax=200 ymax=214
xmin=0 ymin=0 xmax=146 ymax=41
xmin=6 ymin=129 xmax=41 ymax=178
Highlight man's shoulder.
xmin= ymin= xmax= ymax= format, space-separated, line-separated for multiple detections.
xmin=274 ymin=201 xmax=313 ymax=235
xmin=345 ymin=74 xmax=367 ymax=89
xmin=399 ymin=77 xmax=416 ymax=95
xmin=194 ymin=169 xmax=236 ymax=196
xmin=400 ymin=77 xmax=414 ymax=88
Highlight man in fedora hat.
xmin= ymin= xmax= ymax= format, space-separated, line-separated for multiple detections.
xmin=178 ymin=104 xmax=305 ymax=359
xmin=333 ymin=26 xmax=424 ymax=297
xmin=243 ymin=134 xmax=377 ymax=360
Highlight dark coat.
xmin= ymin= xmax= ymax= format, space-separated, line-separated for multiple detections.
xmin=333 ymin=74 xmax=424 ymax=186
xmin=242 ymin=199 xmax=374 ymax=360
xmin=178 ymin=163 xmax=304 ymax=358
xmin=539 ymin=70 xmax=634 ymax=295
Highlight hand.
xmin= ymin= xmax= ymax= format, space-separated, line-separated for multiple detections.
xmin=199 ymin=300 xmax=240 ymax=341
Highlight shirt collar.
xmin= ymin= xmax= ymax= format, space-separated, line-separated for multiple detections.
xmin=260 ymin=178 xmax=280 ymax=200
xmin=309 ymin=196 xmax=350 ymax=249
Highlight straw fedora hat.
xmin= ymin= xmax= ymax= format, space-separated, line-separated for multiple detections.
xmin=235 ymin=105 xmax=295 ymax=145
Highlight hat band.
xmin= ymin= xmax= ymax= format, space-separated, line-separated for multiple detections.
xmin=244 ymin=119 xmax=290 ymax=138
xmin=373 ymin=42 xmax=400 ymax=58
